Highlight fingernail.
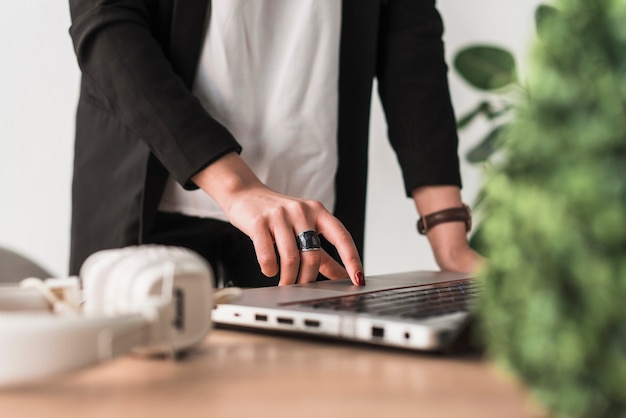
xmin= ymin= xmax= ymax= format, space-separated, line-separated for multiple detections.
xmin=356 ymin=271 xmax=365 ymax=286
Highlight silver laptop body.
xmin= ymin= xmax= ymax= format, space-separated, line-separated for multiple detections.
xmin=212 ymin=271 xmax=478 ymax=351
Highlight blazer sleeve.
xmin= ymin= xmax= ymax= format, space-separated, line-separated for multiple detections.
xmin=376 ymin=0 xmax=462 ymax=196
xmin=68 ymin=0 xmax=241 ymax=189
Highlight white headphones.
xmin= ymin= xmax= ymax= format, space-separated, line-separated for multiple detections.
xmin=0 ymin=245 xmax=215 ymax=387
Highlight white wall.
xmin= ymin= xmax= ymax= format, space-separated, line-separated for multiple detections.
xmin=0 ymin=1 xmax=542 ymax=277
xmin=0 ymin=3 xmax=78 ymax=276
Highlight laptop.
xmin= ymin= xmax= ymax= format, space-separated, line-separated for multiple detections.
xmin=212 ymin=270 xmax=479 ymax=352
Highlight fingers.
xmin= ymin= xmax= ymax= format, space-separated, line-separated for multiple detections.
xmin=273 ymin=220 xmax=304 ymax=286
xmin=236 ymin=193 xmax=363 ymax=286
xmin=249 ymin=219 xmax=279 ymax=278
xmin=316 ymin=211 xmax=365 ymax=286
xmin=319 ymin=251 xmax=349 ymax=280
xmin=270 ymin=205 xmax=362 ymax=285
xmin=263 ymin=205 xmax=322 ymax=286
xmin=296 ymin=250 xmax=322 ymax=284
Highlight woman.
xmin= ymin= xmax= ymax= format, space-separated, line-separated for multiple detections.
xmin=68 ymin=0 xmax=480 ymax=287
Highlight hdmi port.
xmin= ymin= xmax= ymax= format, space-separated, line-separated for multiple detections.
xmin=277 ymin=317 xmax=294 ymax=325
xmin=304 ymin=319 xmax=321 ymax=328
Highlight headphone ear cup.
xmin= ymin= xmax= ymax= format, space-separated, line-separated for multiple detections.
xmin=153 ymin=246 xmax=215 ymax=353
xmin=83 ymin=245 xmax=214 ymax=353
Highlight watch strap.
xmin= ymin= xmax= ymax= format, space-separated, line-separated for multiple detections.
xmin=417 ymin=204 xmax=472 ymax=235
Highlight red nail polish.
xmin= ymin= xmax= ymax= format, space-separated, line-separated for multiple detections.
xmin=356 ymin=271 xmax=365 ymax=286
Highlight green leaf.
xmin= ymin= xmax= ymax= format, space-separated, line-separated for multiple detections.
xmin=466 ymin=124 xmax=507 ymax=163
xmin=472 ymin=188 xmax=487 ymax=211
xmin=454 ymin=46 xmax=518 ymax=90
xmin=485 ymin=104 xmax=512 ymax=120
xmin=457 ymin=101 xmax=490 ymax=129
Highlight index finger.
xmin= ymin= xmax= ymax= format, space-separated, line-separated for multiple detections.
xmin=315 ymin=212 xmax=365 ymax=286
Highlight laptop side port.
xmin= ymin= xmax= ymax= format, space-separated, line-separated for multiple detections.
xmin=371 ymin=326 xmax=385 ymax=339
xmin=255 ymin=314 xmax=268 ymax=322
xmin=277 ymin=317 xmax=294 ymax=325
xmin=304 ymin=319 xmax=321 ymax=328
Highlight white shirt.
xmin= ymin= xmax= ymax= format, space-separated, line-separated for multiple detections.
xmin=159 ymin=0 xmax=342 ymax=221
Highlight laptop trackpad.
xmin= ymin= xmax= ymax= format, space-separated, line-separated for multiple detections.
xmin=293 ymin=272 xmax=471 ymax=293
xmin=293 ymin=279 xmax=359 ymax=292
xmin=293 ymin=278 xmax=422 ymax=293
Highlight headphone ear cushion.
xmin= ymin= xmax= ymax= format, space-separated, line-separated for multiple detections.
xmin=81 ymin=247 xmax=138 ymax=316
xmin=100 ymin=250 xmax=156 ymax=316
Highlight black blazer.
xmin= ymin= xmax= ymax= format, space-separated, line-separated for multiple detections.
xmin=68 ymin=0 xmax=461 ymax=274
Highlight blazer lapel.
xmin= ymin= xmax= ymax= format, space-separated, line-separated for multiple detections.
xmin=334 ymin=0 xmax=381 ymax=256
xmin=169 ymin=0 xmax=210 ymax=88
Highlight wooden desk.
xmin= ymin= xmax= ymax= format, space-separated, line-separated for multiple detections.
xmin=0 ymin=328 xmax=543 ymax=418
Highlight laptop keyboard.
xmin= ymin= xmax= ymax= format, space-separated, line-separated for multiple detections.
xmin=298 ymin=279 xmax=479 ymax=320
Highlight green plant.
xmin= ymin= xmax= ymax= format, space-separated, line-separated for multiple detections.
xmin=454 ymin=45 xmax=517 ymax=164
xmin=477 ymin=0 xmax=626 ymax=417
xmin=452 ymin=4 xmax=556 ymax=254
xmin=453 ymin=5 xmax=555 ymax=165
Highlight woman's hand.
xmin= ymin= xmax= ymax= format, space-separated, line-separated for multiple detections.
xmin=426 ymin=224 xmax=484 ymax=274
xmin=192 ymin=152 xmax=365 ymax=286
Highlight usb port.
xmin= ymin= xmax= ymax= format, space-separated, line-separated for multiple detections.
xmin=371 ymin=326 xmax=385 ymax=338
xmin=277 ymin=317 xmax=294 ymax=325
xmin=255 ymin=314 xmax=268 ymax=322
xmin=304 ymin=319 xmax=321 ymax=328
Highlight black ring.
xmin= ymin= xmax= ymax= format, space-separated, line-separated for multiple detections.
xmin=296 ymin=230 xmax=322 ymax=252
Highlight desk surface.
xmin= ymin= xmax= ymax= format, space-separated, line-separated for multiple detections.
xmin=0 ymin=328 xmax=544 ymax=418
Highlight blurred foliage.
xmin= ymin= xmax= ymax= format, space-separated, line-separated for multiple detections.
xmin=477 ymin=0 xmax=626 ymax=417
